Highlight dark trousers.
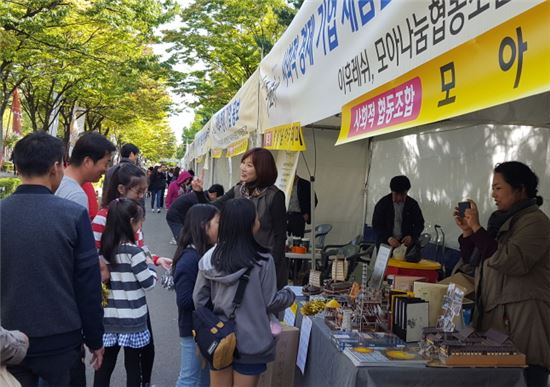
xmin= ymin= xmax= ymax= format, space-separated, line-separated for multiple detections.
xmin=524 ymin=365 xmax=549 ymax=387
xmin=93 ymin=346 xmax=142 ymax=387
xmin=9 ymin=347 xmax=80 ymax=387
xmin=287 ymin=212 xmax=306 ymax=238
xmin=140 ymin=315 xmax=155 ymax=386
xmin=159 ymin=188 xmax=165 ymax=208
xmin=68 ymin=345 xmax=86 ymax=386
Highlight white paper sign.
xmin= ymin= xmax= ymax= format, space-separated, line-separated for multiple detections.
xmin=296 ymin=316 xmax=313 ymax=374
xmin=284 ymin=306 xmax=297 ymax=327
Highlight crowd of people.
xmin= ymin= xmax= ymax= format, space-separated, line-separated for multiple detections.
xmin=1 ymin=130 xmax=549 ymax=387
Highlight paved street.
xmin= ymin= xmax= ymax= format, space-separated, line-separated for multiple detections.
xmin=86 ymin=207 xmax=181 ymax=386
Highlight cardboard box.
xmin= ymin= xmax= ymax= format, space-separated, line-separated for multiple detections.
xmin=413 ymin=282 xmax=449 ymax=327
xmin=391 ymin=275 xmax=427 ymax=292
xmin=438 ymin=272 xmax=475 ymax=297
xmin=258 ymin=325 xmax=299 ymax=387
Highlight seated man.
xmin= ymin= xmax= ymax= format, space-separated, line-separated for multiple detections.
xmin=372 ymin=175 xmax=424 ymax=251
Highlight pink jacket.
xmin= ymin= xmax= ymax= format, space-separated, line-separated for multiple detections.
xmin=165 ymin=171 xmax=193 ymax=208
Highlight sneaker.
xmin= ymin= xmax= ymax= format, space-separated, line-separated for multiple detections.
xmin=169 ymin=238 xmax=177 ymax=245
xmin=157 ymin=209 xmax=161 ymax=213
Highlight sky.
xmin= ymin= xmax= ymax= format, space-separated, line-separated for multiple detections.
xmin=152 ymin=0 xmax=194 ymax=144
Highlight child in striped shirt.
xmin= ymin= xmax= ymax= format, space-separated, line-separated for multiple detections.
xmin=93 ymin=198 xmax=156 ymax=387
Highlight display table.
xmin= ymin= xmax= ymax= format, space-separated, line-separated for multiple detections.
xmin=294 ymin=317 xmax=526 ymax=387
xmin=385 ymin=258 xmax=441 ymax=283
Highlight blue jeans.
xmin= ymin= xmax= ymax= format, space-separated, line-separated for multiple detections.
xmin=151 ymin=190 xmax=162 ymax=209
xmin=176 ymin=337 xmax=209 ymax=387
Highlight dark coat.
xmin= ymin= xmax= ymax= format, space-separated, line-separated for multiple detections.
xmin=295 ymin=177 xmax=317 ymax=224
xmin=148 ymin=170 xmax=166 ymax=191
xmin=372 ymin=193 xmax=424 ymax=247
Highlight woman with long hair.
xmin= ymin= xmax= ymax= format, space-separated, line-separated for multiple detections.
xmin=192 ymin=148 xmax=288 ymax=289
xmin=173 ymin=204 xmax=220 ymax=387
xmin=454 ymin=161 xmax=550 ymax=386
xmin=94 ymin=199 xmax=156 ymax=387
xmin=193 ymin=198 xmax=295 ymax=387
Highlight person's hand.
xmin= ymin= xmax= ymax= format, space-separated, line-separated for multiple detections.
xmin=388 ymin=237 xmax=401 ymax=248
xmin=303 ymin=213 xmax=309 ymax=222
xmin=453 ymin=206 xmax=472 ymax=236
xmin=89 ymin=346 xmax=104 ymax=370
xmin=99 ymin=257 xmax=110 ymax=283
xmin=191 ymin=177 xmax=204 ymax=192
xmin=463 ymin=200 xmax=481 ymax=233
xmin=157 ymin=257 xmax=173 ymax=270
xmin=401 ymin=235 xmax=413 ymax=247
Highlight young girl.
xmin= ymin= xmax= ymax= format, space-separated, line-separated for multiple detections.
xmin=173 ymin=204 xmax=220 ymax=387
xmin=92 ymin=162 xmax=171 ymax=387
xmin=193 ymin=198 xmax=295 ymax=387
xmin=93 ymin=198 xmax=156 ymax=387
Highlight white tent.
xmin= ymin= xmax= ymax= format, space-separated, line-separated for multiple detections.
xmin=182 ymin=0 xmax=550 ymax=250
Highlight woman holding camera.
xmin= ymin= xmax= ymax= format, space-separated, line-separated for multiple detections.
xmin=454 ymin=161 xmax=550 ymax=387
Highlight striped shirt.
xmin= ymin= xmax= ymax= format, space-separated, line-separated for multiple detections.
xmin=92 ymin=207 xmax=156 ymax=261
xmin=103 ymin=243 xmax=157 ymax=334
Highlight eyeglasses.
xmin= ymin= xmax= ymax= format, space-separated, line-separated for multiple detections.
xmin=129 ymin=187 xmax=147 ymax=196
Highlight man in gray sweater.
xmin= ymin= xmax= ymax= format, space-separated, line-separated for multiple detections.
xmin=0 ymin=132 xmax=104 ymax=386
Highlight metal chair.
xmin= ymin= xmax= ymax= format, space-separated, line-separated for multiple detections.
xmin=304 ymin=223 xmax=333 ymax=249
xmin=320 ymin=236 xmax=374 ymax=281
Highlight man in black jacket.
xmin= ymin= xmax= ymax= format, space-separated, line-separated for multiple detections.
xmin=372 ymin=175 xmax=424 ymax=249
xmin=287 ymin=175 xmax=317 ymax=237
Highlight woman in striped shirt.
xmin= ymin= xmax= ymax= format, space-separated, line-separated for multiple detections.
xmin=94 ymin=198 xmax=156 ymax=387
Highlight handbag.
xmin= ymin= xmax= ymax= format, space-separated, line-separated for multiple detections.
xmin=192 ymin=266 xmax=252 ymax=370
xmin=0 ymin=366 xmax=21 ymax=387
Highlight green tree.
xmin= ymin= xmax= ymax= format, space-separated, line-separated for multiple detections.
xmin=163 ymin=0 xmax=299 ymax=123
xmin=0 ymin=0 xmax=177 ymax=159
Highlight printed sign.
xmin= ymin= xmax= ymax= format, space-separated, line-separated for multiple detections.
xmin=211 ymin=148 xmax=223 ymax=159
xmin=263 ymin=122 xmax=306 ymax=151
xmin=226 ymin=137 xmax=249 ymax=158
xmin=338 ymin=1 xmax=550 ymax=144
xmin=260 ymin=0 xmax=544 ymax=131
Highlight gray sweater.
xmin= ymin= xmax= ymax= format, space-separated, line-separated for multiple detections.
xmin=193 ymin=247 xmax=295 ymax=364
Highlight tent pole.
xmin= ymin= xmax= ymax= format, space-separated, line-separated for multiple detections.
xmin=362 ymin=139 xmax=374 ymax=237
xmin=310 ymin=173 xmax=316 ymax=270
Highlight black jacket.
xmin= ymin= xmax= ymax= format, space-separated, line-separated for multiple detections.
xmin=295 ymin=177 xmax=317 ymax=224
xmin=148 ymin=170 xmax=167 ymax=191
xmin=372 ymin=194 xmax=424 ymax=247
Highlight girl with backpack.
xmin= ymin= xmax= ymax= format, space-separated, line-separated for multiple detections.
xmin=193 ymin=198 xmax=295 ymax=387
xmin=173 ymin=204 xmax=220 ymax=387
xmin=93 ymin=198 xmax=156 ymax=387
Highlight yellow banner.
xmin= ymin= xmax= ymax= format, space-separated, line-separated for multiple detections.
xmin=211 ymin=148 xmax=223 ymax=159
xmin=263 ymin=122 xmax=306 ymax=151
xmin=337 ymin=2 xmax=550 ymax=145
xmin=226 ymin=137 xmax=248 ymax=158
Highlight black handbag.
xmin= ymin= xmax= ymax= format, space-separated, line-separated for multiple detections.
xmin=192 ymin=266 xmax=252 ymax=370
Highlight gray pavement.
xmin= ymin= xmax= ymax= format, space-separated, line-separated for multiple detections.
xmin=86 ymin=207 xmax=181 ymax=386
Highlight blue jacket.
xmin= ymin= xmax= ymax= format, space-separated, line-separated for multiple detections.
xmin=174 ymin=247 xmax=201 ymax=337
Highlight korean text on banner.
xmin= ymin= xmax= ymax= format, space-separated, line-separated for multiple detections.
xmin=263 ymin=122 xmax=306 ymax=152
xmin=226 ymin=137 xmax=249 ymax=158
xmin=259 ymin=0 xmax=543 ymax=130
xmin=337 ymin=1 xmax=550 ymax=144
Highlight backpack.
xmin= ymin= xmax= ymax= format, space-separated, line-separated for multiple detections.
xmin=192 ymin=267 xmax=252 ymax=370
